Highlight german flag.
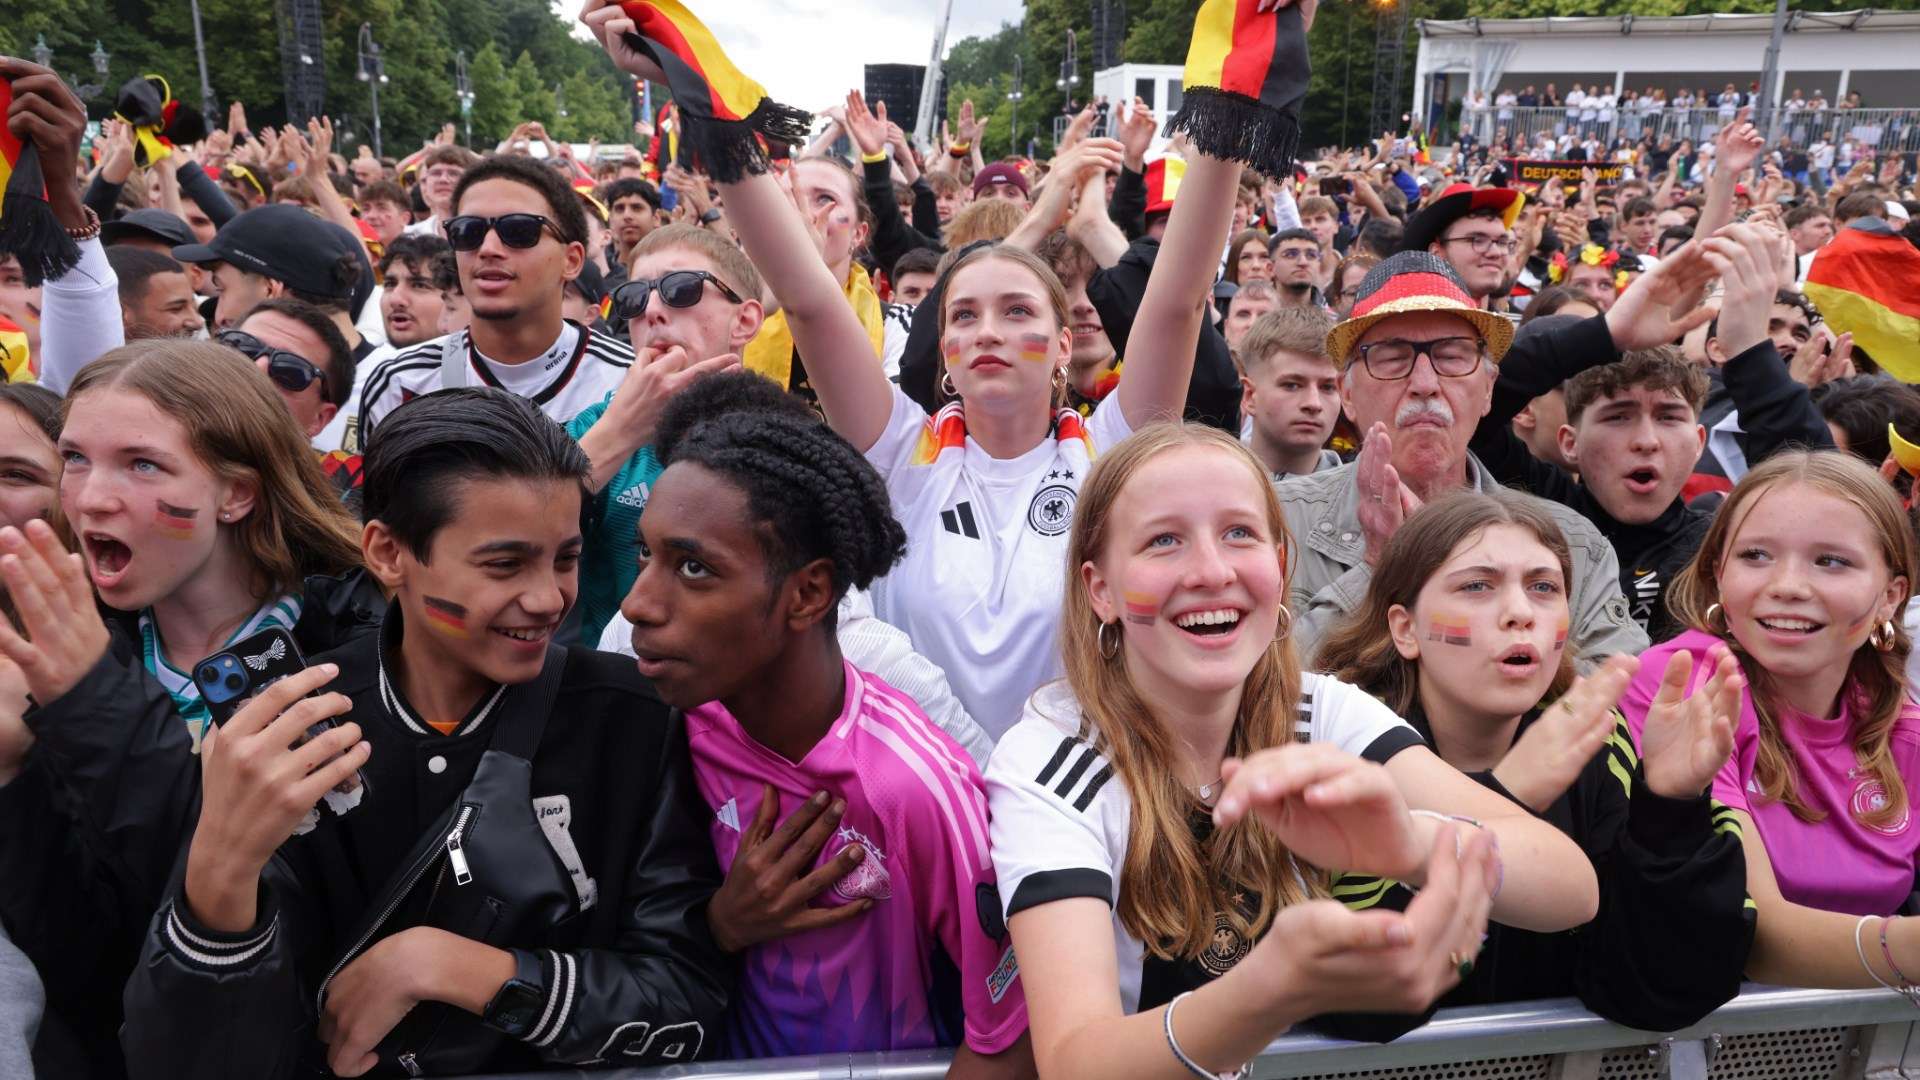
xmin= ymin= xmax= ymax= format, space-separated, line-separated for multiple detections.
xmin=112 ymin=76 xmax=208 ymax=168
xmin=0 ymin=315 xmax=30 ymax=383
xmin=616 ymin=1 xmax=811 ymax=182
xmin=1803 ymin=220 xmax=1920 ymax=382
xmin=1167 ymin=0 xmax=1310 ymax=178
xmin=0 ymin=78 xmax=80 ymax=287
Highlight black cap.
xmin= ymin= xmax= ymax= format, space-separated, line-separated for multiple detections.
xmin=569 ymin=259 xmax=609 ymax=306
xmin=101 ymin=209 xmax=198 ymax=250
xmin=173 ymin=205 xmax=363 ymax=302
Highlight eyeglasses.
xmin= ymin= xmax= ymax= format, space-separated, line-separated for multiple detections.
xmin=1354 ymin=337 xmax=1485 ymax=381
xmin=1441 ymin=233 xmax=1521 ymax=255
xmin=608 ymin=271 xmax=745 ymax=322
xmin=443 ymin=214 xmax=563 ymax=251
xmin=1274 ymin=246 xmax=1319 ymax=261
xmin=215 ymin=330 xmax=329 ymax=394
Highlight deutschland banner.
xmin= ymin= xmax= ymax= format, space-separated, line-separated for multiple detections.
xmin=1803 ymin=219 xmax=1920 ymax=382
xmin=1504 ymin=159 xmax=1627 ymax=186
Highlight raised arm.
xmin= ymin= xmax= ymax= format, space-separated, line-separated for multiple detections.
xmin=1695 ymin=108 xmax=1762 ymax=242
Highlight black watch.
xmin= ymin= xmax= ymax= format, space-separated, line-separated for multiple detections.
xmin=482 ymin=952 xmax=547 ymax=1038
xmin=698 ymin=208 xmax=722 ymax=225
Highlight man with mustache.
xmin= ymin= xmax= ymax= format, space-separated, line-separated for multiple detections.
xmin=1275 ymin=252 xmax=1650 ymax=664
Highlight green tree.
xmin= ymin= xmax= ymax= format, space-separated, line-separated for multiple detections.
xmin=467 ymin=41 xmax=519 ymax=146
xmin=509 ymin=49 xmax=555 ymax=129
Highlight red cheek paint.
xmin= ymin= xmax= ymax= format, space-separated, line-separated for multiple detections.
xmin=1427 ymin=616 xmax=1472 ymax=646
xmin=943 ymin=335 xmax=964 ymax=366
xmin=1553 ymin=617 xmax=1569 ymax=652
xmin=422 ymin=596 xmax=471 ymax=639
xmin=1123 ymin=591 xmax=1158 ymax=626
xmin=154 ymin=501 xmax=198 ymax=539
xmin=1018 ymin=333 xmax=1051 ymax=364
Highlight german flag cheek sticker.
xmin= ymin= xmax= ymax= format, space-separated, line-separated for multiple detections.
xmin=1019 ymin=333 xmax=1051 ymax=364
xmin=942 ymin=335 xmax=964 ymax=367
xmin=153 ymin=501 xmax=198 ymax=539
xmin=1124 ymin=591 xmax=1159 ymax=626
xmin=1427 ymin=615 xmax=1473 ymax=646
xmin=422 ymin=596 xmax=471 ymax=639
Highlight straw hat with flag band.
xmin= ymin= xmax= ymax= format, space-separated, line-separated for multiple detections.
xmin=112 ymin=75 xmax=209 ymax=168
xmin=1324 ymin=251 xmax=1515 ymax=369
xmin=1399 ymin=183 xmax=1526 ymax=254
xmin=614 ymin=0 xmax=811 ymax=183
xmin=1165 ymin=0 xmax=1311 ymax=179
xmin=0 ymin=77 xmax=80 ymax=287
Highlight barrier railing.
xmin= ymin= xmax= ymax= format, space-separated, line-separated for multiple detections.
xmin=1460 ymin=105 xmax=1920 ymax=159
xmin=454 ymin=983 xmax=1920 ymax=1079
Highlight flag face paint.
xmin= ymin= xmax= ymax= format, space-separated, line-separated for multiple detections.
xmin=153 ymin=501 xmax=198 ymax=539
xmin=1124 ymin=591 xmax=1159 ymax=626
xmin=1553 ymin=617 xmax=1568 ymax=652
xmin=943 ymin=335 xmax=964 ymax=366
xmin=1018 ymin=333 xmax=1051 ymax=364
xmin=422 ymin=596 xmax=471 ymax=639
xmin=1427 ymin=615 xmax=1472 ymax=646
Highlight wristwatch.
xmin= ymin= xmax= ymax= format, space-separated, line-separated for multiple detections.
xmin=698 ymin=208 xmax=722 ymax=225
xmin=482 ymin=951 xmax=548 ymax=1038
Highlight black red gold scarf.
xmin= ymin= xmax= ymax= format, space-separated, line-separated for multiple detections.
xmin=0 ymin=79 xmax=79 ymax=286
xmin=1167 ymin=0 xmax=1311 ymax=179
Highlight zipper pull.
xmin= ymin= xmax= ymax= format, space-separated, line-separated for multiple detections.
xmin=398 ymin=1050 xmax=423 ymax=1077
xmin=447 ymin=824 xmax=473 ymax=886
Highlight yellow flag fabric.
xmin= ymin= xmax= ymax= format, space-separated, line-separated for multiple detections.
xmin=745 ymin=263 xmax=885 ymax=392
xmin=0 ymin=316 xmax=32 ymax=383
xmin=1170 ymin=0 xmax=1311 ymax=178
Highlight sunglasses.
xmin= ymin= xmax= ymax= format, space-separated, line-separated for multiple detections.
xmin=608 ymin=270 xmax=745 ymax=323
xmin=215 ymin=330 xmax=329 ymax=394
xmin=443 ymin=213 xmax=563 ymax=252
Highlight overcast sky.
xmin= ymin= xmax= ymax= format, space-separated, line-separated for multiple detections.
xmin=561 ymin=0 xmax=1026 ymax=114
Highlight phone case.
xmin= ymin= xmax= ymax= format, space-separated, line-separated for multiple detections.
xmin=193 ymin=628 xmax=371 ymax=815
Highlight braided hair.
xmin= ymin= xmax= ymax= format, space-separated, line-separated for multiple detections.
xmin=655 ymin=372 xmax=906 ymax=609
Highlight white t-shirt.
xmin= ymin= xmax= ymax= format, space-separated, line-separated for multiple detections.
xmin=866 ymin=386 xmax=1131 ymax=741
xmin=984 ymin=675 xmax=1425 ymax=1014
xmin=348 ymin=321 xmax=631 ymax=450
xmin=314 ymin=343 xmax=392 ymax=451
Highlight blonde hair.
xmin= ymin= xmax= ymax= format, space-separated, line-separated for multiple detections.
xmin=1237 ymin=306 xmax=1336 ymax=378
xmin=1060 ymin=423 xmax=1318 ymax=960
xmin=62 ymin=341 xmax=364 ymax=603
xmin=1668 ymin=450 xmax=1916 ymax=828
xmin=1317 ymin=491 xmax=1576 ymax=716
xmin=631 ymin=223 xmax=766 ymax=304
xmin=942 ymin=197 xmax=1024 ymax=249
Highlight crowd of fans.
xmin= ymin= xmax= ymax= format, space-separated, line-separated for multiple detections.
xmin=3 ymin=0 xmax=1920 ymax=1077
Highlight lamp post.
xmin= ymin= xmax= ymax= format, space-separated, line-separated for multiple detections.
xmin=1008 ymin=54 xmax=1024 ymax=159
xmin=555 ymin=82 xmax=568 ymax=120
xmin=455 ymin=49 xmax=475 ymax=146
xmin=356 ymin=23 xmax=388 ymax=158
xmin=1055 ymin=29 xmax=1079 ymax=96
xmin=30 ymin=36 xmax=111 ymax=100
xmin=189 ymin=0 xmax=216 ymax=119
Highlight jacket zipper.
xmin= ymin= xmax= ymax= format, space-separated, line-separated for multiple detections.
xmin=397 ymin=1051 xmax=423 ymax=1077
xmin=315 ymin=804 xmax=476 ymax=1012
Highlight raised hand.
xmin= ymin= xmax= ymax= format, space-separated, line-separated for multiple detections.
xmin=706 ymin=786 xmax=873 ymax=952
xmin=1603 ymin=239 xmax=1720 ymax=350
xmin=956 ymin=99 xmax=986 ymax=145
xmin=1058 ymin=103 xmax=1098 ymax=154
xmin=1697 ymin=223 xmax=1779 ymax=358
xmin=1213 ymin=743 xmax=1427 ymax=881
xmin=842 ymin=89 xmax=888 ymax=157
xmin=1116 ymin=95 xmax=1156 ymax=169
xmin=1714 ymin=107 xmax=1764 ymax=177
xmin=0 ymin=521 xmax=111 ymax=706
xmin=580 ymin=1 xmax=670 ymax=83
xmin=1638 ymin=647 xmax=1741 ymax=799
xmin=1355 ymin=423 xmax=1421 ymax=568
xmin=1491 ymin=655 xmax=1637 ymax=811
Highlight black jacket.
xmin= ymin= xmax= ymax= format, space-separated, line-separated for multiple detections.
xmin=0 ymin=571 xmax=384 ymax=1080
xmin=1321 ymin=707 xmax=1753 ymax=1036
xmin=1693 ymin=343 xmax=1836 ymax=485
xmin=897 ymin=237 xmax=1242 ymax=433
xmin=121 ymin=615 xmax=729 ymax=1079
xmin=863 ymin=159 xmax=945 ymax=276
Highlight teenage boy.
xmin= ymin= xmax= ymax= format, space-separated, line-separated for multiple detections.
xmin=354 ymin=155 xmax=635 ymax=449
xmin=567 ymin=224 xmax=763 ymax=643
xmin=1691 ymin=287 xmax=1833 ymax=494
xmin=1236 ymin=307 xmax=1342 ymax=480
xmin=121 ymin=388 xmax=731 ymax=1078
xmin=378 ymin=235 xmax=453 ymax=349
xmin=1268 ymin=227 xmax=1323 ymax=307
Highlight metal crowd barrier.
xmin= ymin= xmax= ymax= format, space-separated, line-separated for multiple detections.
xmin=1462 ymin=105 xmax=1920 ymax=158
xmin=456 ymin=983 xmax=1920 ymax=1080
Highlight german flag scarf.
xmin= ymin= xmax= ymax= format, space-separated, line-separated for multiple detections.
xmin=1803 ymin=218 xmax=1920 ymax=382
xmin=112 ymin=76 xmax=209 ymax=168
xmin=0 ymin=79 xmax=80 ymax=287
xmin=0 ymin=315 xmax=31 ymax=383
xmin=744 ymin=262 xmax=883 ymax=392
xmin=616 ymin=0 xmax=810 ymax=182
xmin=1168 ymin=0 xmax=1311 ymax=179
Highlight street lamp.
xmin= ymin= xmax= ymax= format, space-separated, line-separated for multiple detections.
xmin=455 ymin=49 xmax=475 ymax=146
xmin=1055 ymin=29 xmax=1079 ymax=95
xmin=356 ymin=22 xmax=388 ymax=157
xmin=1008 ymin=54 xmax=1025 ymax=159
xmin=555 ymin=82 xmax=568 ymax=121
xmin=29 ymin=35 xmax=111 ymax=99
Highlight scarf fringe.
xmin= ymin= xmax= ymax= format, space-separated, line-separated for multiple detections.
xmin=0 ymin=145 xmax=81 ymax=287
xmin=1164 ymin=87 xmax=1301 ymax=180
xmin=683 ymin=99 xmax=813 ymax=183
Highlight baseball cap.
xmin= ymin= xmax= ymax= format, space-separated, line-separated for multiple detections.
xmin=101 ymin=209 xmax=197 ymax=250
xmin=972 ymin=163 xmax=1030 ymax=198
xmin=172 ymin=205 xmax=364 ymax=302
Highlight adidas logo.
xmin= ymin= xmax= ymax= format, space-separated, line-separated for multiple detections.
xmin=616 ymin=483 xmax=651 ymax=510
xmin=716 ymin=797 xmax=741 ymax=832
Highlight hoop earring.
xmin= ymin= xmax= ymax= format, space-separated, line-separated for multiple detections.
xmin=1274 ymin=603 xmax=1294 ymax=643
xmin=1704 ymin=602 xmax=1729 ymax=634
xmin=940 ymin=371 xmax=957 ymax=399
xmin=1098 ymin=619 xmax=1121 ymax=660
xmin=1872 ymin=619 xmax=1898 ymax=652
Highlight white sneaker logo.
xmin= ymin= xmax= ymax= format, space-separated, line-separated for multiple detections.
xmin=615 ymin=483 xmax=651 ymax=510
xmin=716 ymin=797 xmax=741 ymax=832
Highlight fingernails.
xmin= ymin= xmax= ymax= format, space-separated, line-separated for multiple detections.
xmin=810 ymin=791 xmax=828 ymax=807
xmin=845 ymin=844 xmax=865 ymax=863
xmin=1386 ymin=923 xmax=1412 ymax=946
xmin=830 ymin=799 xmax=846 ymax=815
xmin=321 ymin=663 xmax=339 ymax=676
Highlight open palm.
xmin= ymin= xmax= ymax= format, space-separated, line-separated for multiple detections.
xmin=1639 ymin=647 xmax=1742 ymax=799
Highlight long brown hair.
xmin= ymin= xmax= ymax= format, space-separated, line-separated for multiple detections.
xmin=1667 ymin=450 xmax=1916 ymax=827
xmin=61 ymin=340 xmax=363 ymax=603
xmin=1223 ymin=229 xmax=1269 ymax=286
xmin=1059 ymin=422 xmax=1315 ymax=961
xmin=934 ymin=244 xmax=1071 ymax=412
xmin=1316 ymin=491 xmax=1576 ymax=717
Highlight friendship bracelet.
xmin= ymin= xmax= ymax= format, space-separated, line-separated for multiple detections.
xmin=1163 ymin=991 xmax=1252 ymax=1080
xmin=1410 ymin=810 xmax=1502 ymax=901
xmin=860 ymin=149 xmax=890 ymax=164
xmin=1855 ymin=915 xmax=1908 ymax=995
xmin=1881 ymin=916 xmax=1918 ymax=989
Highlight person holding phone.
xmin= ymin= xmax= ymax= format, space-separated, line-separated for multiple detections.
xmin=119 ymin=387 xmax=730 ymax=1078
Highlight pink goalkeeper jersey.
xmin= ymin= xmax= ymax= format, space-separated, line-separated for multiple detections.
xmin=686 ymin=662 xmax=1028 ymax=1059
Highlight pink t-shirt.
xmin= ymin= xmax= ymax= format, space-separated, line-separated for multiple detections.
xmin=686 ymin=662 xmax=1027 ymax=1059
xmin=1622 ymin=630 xmax=1920 ymax=915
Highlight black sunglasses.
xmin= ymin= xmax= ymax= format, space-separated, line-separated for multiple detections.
xmin=215 ymin=330 xmax=329 ymax=394
xmin=443 ymin=213 xmax=563 ymax=252
xmin=608 ymin=271 xmax=745 ymax=323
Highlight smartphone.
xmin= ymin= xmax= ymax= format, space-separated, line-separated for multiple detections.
xmin=194 ymin=628 xmax=370 ymax=813
xmin=1319 ymin=176 xmax=1352 ymax=197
